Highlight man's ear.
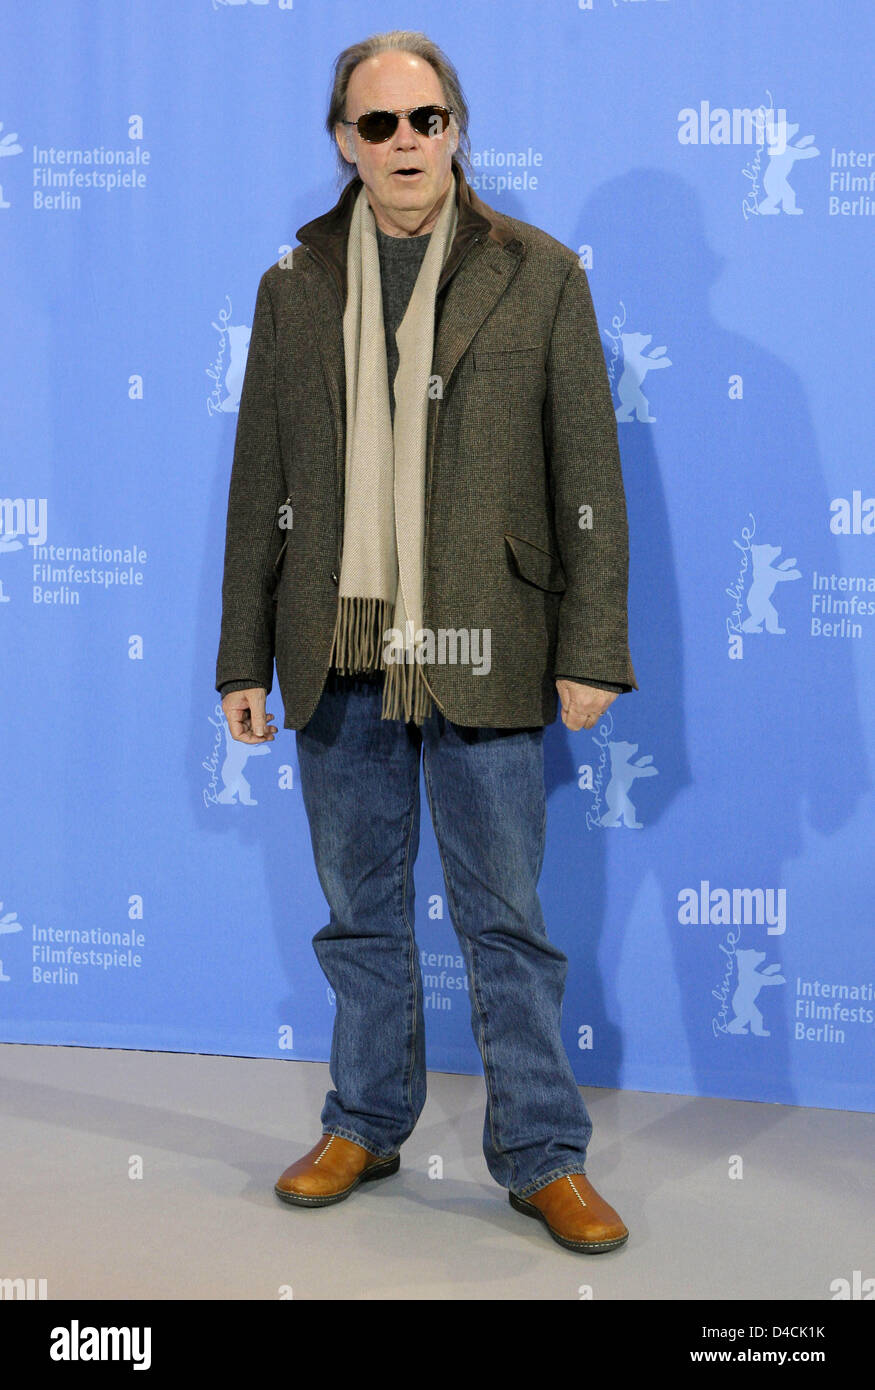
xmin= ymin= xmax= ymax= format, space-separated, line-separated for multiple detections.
xmin=335 ymin=124 xmax=355 ymax=165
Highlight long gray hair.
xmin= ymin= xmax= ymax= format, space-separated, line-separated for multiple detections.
xmin=325 ymin=30 xmax=472 ymax=187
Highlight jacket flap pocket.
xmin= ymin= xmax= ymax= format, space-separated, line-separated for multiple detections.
xmin=504 ymin=533 xmax=567 ymax=593
xmin=474 ymin=345 xmax=543 ymax=372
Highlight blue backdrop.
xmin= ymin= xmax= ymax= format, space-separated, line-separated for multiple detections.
xmin=2 ymin=0 xmax=873 ymax=1114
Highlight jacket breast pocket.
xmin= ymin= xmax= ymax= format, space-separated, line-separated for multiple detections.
xmin=474 ymin=345 xmax=544 ymax=373
xmin=504 ymin=533 xmax=567 ymax=593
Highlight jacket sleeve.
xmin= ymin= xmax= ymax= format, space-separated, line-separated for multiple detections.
xmin=215 ymin=269 xmax=288 ymax=698
xmin=218 ymin=679 xmax=264 ymax=697
xmin=543 ymin=262 xmax=638 ymax=692
xmin=555 ymin=675 xmax=626 ymax=693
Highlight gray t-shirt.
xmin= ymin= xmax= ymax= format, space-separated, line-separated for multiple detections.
xmin=376 ymin=223 xmax=431 ymax=425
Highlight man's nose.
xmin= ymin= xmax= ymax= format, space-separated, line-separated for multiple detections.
xmin=393 ymin=115 xmax=418 ymax=146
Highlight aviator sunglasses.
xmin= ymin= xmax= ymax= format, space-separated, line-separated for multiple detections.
xmin=341 ymin=104 xmax=454 ymax=144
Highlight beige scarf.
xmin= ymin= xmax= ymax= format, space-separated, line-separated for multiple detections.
xmin=328 ymin=178 xmax=458 ymax=724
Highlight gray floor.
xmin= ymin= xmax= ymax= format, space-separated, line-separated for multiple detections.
xmin=0 ymin=1042 xmax=871 ymax=1301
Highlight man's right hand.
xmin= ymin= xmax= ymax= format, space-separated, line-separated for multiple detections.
xmin=222 ymin=687 xmax=277 ymax=743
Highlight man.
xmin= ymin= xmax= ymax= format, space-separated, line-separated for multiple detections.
xmin=216 ymin=31 xmax=637 ymax=1254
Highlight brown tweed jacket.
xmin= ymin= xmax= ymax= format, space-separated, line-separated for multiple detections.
xmin=215 ymin=160 xmax=637 ymax=729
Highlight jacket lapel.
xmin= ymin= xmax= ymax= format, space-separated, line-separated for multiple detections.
xmin=430 ymin=235 xmax=524 ymax=386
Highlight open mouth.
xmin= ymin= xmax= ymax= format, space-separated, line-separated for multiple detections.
xmin=392 ymin=168 xmax=424 ymax=179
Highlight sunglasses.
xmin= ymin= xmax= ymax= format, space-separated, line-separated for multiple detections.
xmin=341 ymin=104 xmax=454 ymax=145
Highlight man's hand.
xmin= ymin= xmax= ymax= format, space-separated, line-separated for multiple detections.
xmin=222 ymin=687 xmax=277 ymax=743
xmin=556 ymin=678 xmax=618 ymax=732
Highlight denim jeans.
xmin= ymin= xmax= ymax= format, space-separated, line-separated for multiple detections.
xmin=294 ymin=670 xmax=593 ymax=1198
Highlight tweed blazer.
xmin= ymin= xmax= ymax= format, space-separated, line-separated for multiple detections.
xmin=215 ymin=160 xmax=637 ymax=729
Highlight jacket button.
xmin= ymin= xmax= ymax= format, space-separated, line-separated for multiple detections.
xmin=331 ymin=571 xmax=339 ymax=585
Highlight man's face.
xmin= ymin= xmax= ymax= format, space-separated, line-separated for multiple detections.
xmin=335 ymin=50 xmax=459 ymax=236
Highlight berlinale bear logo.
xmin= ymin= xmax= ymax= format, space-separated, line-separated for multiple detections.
xmin=599 ymin=740 xmax=658 ymax=829
xmin=216 ymin=719 xmax=269 ymax=805
xmin=741 ymin=543 xmax=801 ymax=634
xmin=757 ymin=120 xmax=819 ymax=215
xmin=726 ymin=949 xmax=785 ymax=1037
xmin=614 ymin=332 xmax=672 ymax=424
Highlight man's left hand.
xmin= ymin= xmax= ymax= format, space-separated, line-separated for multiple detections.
xmin=555 ymin=678 xmax=618 ymax=732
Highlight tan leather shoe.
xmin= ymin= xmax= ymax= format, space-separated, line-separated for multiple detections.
xmin=509 ymin=1173 xmax=629 ymax=1252
xmin=274 ymin=1133 xmax=400 ymax=1208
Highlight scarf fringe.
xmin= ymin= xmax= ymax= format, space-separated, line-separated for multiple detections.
xmin=330 ymin=594 xmax=434 ymax=726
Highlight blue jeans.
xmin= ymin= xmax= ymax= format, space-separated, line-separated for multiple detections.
xmin=294 ymin=671 xmax=593 ymax=1198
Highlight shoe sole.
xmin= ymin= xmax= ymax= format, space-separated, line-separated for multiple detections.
xmin=274 ymin=1153 xmax=401 ymax=1208
xmin=508 ymin=1190 xmax=629 ymax=1253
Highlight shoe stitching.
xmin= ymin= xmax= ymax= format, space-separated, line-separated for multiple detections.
xmin=566 ymin=1175 xmax=588 ymax=1209
xmin=313 ymin=1135 xmax=335 ymax=1165
xmin=562 ymin=1234 xmax=627 ymax=1251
